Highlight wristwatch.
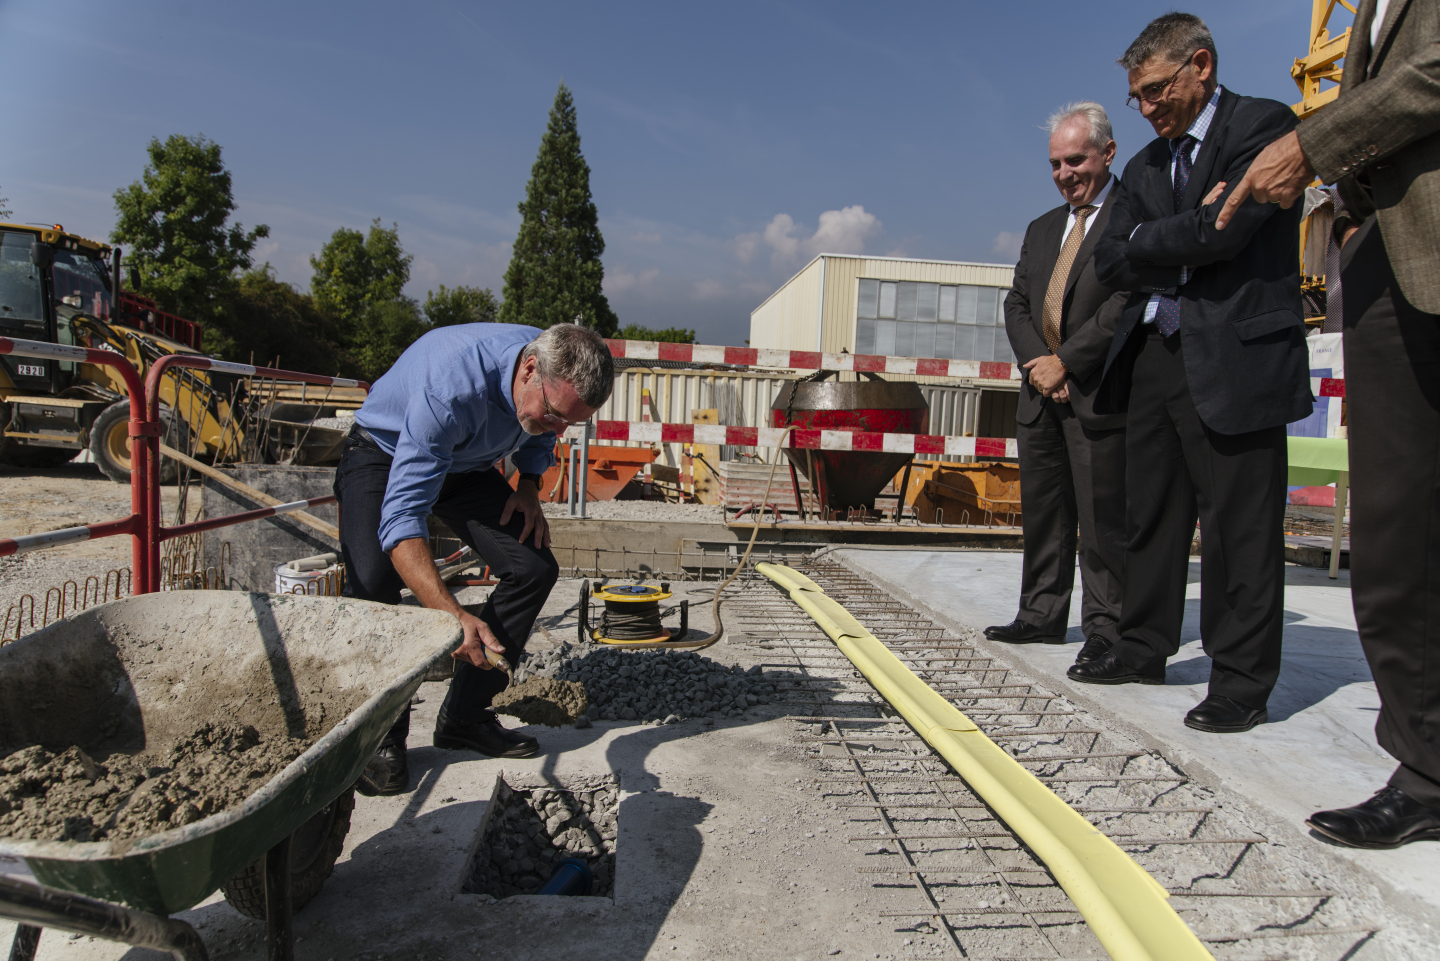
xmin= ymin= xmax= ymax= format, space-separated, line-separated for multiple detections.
xmin=518 ymin=472 xmax=544 ymax=487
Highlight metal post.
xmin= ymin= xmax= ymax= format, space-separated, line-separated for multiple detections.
xmin=567 ymin=444 xmax=578 ymax=517
xmin=264 ymin=835 xmax=293 ymax=961
xmin=1329 ymin=470 xmax=1348 ymax=580
xmin=894 ymin=461 xmax=913 ymax=525
xmin=8 ymin=924 xmax=40 ymax=961
xmin=578 ymin=421 xmax=590 ymax=519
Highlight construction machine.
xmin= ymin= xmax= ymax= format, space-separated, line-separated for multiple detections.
xmin=0 ymin=222 xmax=348 ymax=481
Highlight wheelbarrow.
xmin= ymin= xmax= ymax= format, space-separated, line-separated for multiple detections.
xmin=0 ymin=591 xmax=460 ymax=960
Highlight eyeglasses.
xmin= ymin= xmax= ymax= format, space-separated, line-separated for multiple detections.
xmin=1126 ymin=54 xmax=1195 ymax=110
xmin=538 ymin=378 xmax=576 ymax=429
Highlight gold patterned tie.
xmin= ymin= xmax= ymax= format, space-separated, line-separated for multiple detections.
xmin=1042 ymin=205 xmax=1096 ymax=352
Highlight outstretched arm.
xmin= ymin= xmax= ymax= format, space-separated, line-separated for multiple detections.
xmin=1127 ymin=102 xmax=1299 ymax=265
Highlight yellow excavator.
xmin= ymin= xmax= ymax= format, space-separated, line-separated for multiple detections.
xmin=0 ymin=222 xmax=342 ymax=481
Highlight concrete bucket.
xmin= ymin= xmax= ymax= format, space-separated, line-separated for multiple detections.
xmin=770 ymin=379 xmax=928 ymax=514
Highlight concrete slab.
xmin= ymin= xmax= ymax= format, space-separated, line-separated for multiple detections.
xmin=834 ymin=547 xmax=1440 ymax=925
xmin=1 ymin=581 xmax=929 ymax=961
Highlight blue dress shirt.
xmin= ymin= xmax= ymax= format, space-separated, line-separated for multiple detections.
xmin=354 ymin=323 xmax=557 ymax=552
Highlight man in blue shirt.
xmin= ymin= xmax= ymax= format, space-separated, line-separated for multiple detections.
xmin=335 ymin=322 xmax=614 ymax=794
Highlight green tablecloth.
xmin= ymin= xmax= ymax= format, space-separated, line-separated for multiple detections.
xmin=1287 ymin=436 xmax=1349 ymax=487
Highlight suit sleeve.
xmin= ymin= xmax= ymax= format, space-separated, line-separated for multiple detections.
xmin=1093 ymin=173 xmax=1184 ymax=292
xmin=1003 ymin=223 xmax=1051 ymax=365
xmin=1298 ymin=31 xmax=1440 ymax=183
xmin=1056 ymin=288 xmax=1127 ymax=382
xmin=1124 ymin=102 xmax=1300 ymax=267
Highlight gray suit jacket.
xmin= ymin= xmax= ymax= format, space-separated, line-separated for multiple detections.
xmin=1297 ymin=0 xmax=1440 ymax=313
xmin=1003 ymin=180 xmax=1127 ymax=431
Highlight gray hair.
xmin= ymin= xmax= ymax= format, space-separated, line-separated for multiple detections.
xmin=522 ymin=322 xmax=615 ymax=408
xmin=1118 ymin=12 xmax=1218 ymax=73
xmin=1046 ymin=101 xmax=1114 ymax=152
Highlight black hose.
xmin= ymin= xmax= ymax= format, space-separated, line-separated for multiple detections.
xmin=599 ymin=599 xmax=667 ymax=640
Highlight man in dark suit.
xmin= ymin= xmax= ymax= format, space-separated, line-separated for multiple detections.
xmin=985 ymin=102 xmax=1128 ymax=666
xmin=1072 ymin=13 xmax=1312 ymax=735
xmin=1221 ymin=0 xmax=1440 ymax=848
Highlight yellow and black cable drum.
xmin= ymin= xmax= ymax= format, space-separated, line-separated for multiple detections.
xmin=578 ymin=581 xmax=689 ymax=646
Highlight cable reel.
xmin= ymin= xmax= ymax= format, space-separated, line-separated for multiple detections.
xmin=578 ymin=580 xmax=701 ymax=649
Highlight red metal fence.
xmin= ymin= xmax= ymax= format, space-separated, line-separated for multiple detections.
xmin=0 ymin=336 xmax=367 ymax=598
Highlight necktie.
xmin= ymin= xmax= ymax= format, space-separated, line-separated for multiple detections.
xmin=1323 ymin=191 xmax=1346 ymax=333
xmin=1042 ymin=204 xmax=1097 ymax=351
xmin=1153 ymin=135 xmax=1197 ymax=338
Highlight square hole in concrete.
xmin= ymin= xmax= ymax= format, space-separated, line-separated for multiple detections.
xmin=463 ymin=775 xmax=618 ymax=898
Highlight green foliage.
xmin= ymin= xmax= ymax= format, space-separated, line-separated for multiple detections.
xmin=423 ymin=284 xmax=499 ymax=328
xmin=309 ymin=219 xmax=411 ymax=332
xmin=0 ymin=188 xmax=12 ymax=220
xmin=209 ymin=267 xmax=355 ymax=376
xmin=350 ymin=298 xmax=426 ymax=381
xmin=111 ymin=134 xmax=268 ymax=325
xmin=499 ymin=83 xmax=619 ymax=335
xmin=617 ymin=323 xmax=695 ymax=343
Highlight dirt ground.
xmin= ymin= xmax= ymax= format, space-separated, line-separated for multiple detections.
xmin=0 ymin=461 xmax=197 ymax=628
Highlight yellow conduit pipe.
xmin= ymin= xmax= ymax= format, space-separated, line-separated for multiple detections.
xmin=756 ymin=563 xmax=1214 ymax=961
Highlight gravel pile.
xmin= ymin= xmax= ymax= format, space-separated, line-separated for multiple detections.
xmin=513 ymin=642 xmax=778 ymax=723
xmin=465 ymin=777 xmax=617 ymax=898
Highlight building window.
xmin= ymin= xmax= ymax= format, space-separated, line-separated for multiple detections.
xmin=855 ymin=279 xmax=1012 ymax=362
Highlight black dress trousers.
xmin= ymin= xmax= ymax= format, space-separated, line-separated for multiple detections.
xmin=333 ymin=434 xmax=559 ymax=745
xmin=1110 ymin=326 xmax=1289 ymax=708
xmin=1015 ymin=401 xmax=1127 ymax=641
xmin=1342 ymin=216 xmax=1440 ymax=808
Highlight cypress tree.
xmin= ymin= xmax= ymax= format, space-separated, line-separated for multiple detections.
xmin=499 ymin=84 xmax=619 ymax=334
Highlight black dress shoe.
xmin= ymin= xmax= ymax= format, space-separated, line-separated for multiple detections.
xmin=433 ymin=712 xmax=539 ymax=759
xmin=1307 ymin=787 xmax=1440 ymax=849
xmin=1066 ymin=650 xmax=1164 ymax=685
xmin=356 ymin=742 xmax=410 ymax=796
xmin=1183 ymin=694 xmax=1267 ymax=733
xmin=983 ymin=619 xmax=1065 ymax=645
xmin=1074 ymin=634 xmax=1113 ymax=665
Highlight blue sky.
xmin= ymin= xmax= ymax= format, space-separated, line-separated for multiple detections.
xmin=0 ymin=0 xmax=1339 ymax=345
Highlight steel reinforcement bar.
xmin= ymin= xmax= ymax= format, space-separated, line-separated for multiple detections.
xmin=755 ymin=562 xmax=1214 ymax=961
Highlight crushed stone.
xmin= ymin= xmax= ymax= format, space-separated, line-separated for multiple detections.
xmin=492 ymin=677 xmax=589 ymax=727
xmin=0 ymin=722 xmax=308 ymax=844
xmin=513 ymin=641 xmax=776 ymax=723
xmin=465 ymin=776 xmax=617 ymax=898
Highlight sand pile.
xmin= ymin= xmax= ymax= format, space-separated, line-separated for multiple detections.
xmin=492 ymin=678 xmax=589 ymax=727
xmin=0 ymin=722 xmax=309 ymax=843
xmin=514 ymin=643 xmax=777 ymax=723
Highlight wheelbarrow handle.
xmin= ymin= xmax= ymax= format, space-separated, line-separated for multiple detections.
xmin=0 ymin=875 xmax=209 ymax=961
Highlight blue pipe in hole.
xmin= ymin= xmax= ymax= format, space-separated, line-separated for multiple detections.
xmin=537 ymin=858 xmax=593 ymax=896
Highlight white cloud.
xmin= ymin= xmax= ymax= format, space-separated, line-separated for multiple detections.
xmin=605 ymin=267 xmax=660 ymax=295
xmin=631 ymin=231 xmax=663 ymax=244
xmin=732 ymin=205 xmax=883 ymax=269
xmin=991 ymin=231 xmax=1024 ymax=261
xmin=693 ymin=278 xmax=724 ymax=299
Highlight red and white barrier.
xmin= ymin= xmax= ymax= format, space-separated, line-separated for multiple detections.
xmin=605 ymin=339 xmax=1022 ymax=381
xmin=567 ymin=421 xmax=1018 ymax=459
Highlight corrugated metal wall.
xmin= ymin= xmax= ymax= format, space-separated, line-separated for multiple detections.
xmin=595 ymin=367 xmax=984 ymax=466
xmin=749 ymin=258 xmax=824 ymax=351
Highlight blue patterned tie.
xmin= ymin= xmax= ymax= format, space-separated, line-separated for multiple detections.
xmin=1153 ymin=135 xmax=1198 ymax=338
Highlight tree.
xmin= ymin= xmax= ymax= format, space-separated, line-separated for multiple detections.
xmin=212 ymin=267 xmax=355 ymax=377
xmin=111 ymin=135 xmax=268 ymax=325
xmin=0 ymin=188 xmax=11 ymax=220
xmin=617 ymin=323 xmax=695 ymax=343
xmin=350 ymin=298 xmax=425 ymax=382
xmin=499 ymin=83 xmax=619 ymax=335
xmin=309 ymin=219 xmax=411 ymax=337
xmin=423 ymin=284 xmax=499 ymax=328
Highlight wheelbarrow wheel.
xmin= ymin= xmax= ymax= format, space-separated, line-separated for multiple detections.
xmin=221 ymin=787 xmax=355 ymax=920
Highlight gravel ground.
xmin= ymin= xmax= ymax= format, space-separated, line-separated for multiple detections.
xmin=0 ymin=463 xmax=197 ymax=633
xmin=541 ymin=500 xmax=722 ymax=522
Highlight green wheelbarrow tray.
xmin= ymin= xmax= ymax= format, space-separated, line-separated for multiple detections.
xmin=0 ymin=592 xmax=461 ymax=916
